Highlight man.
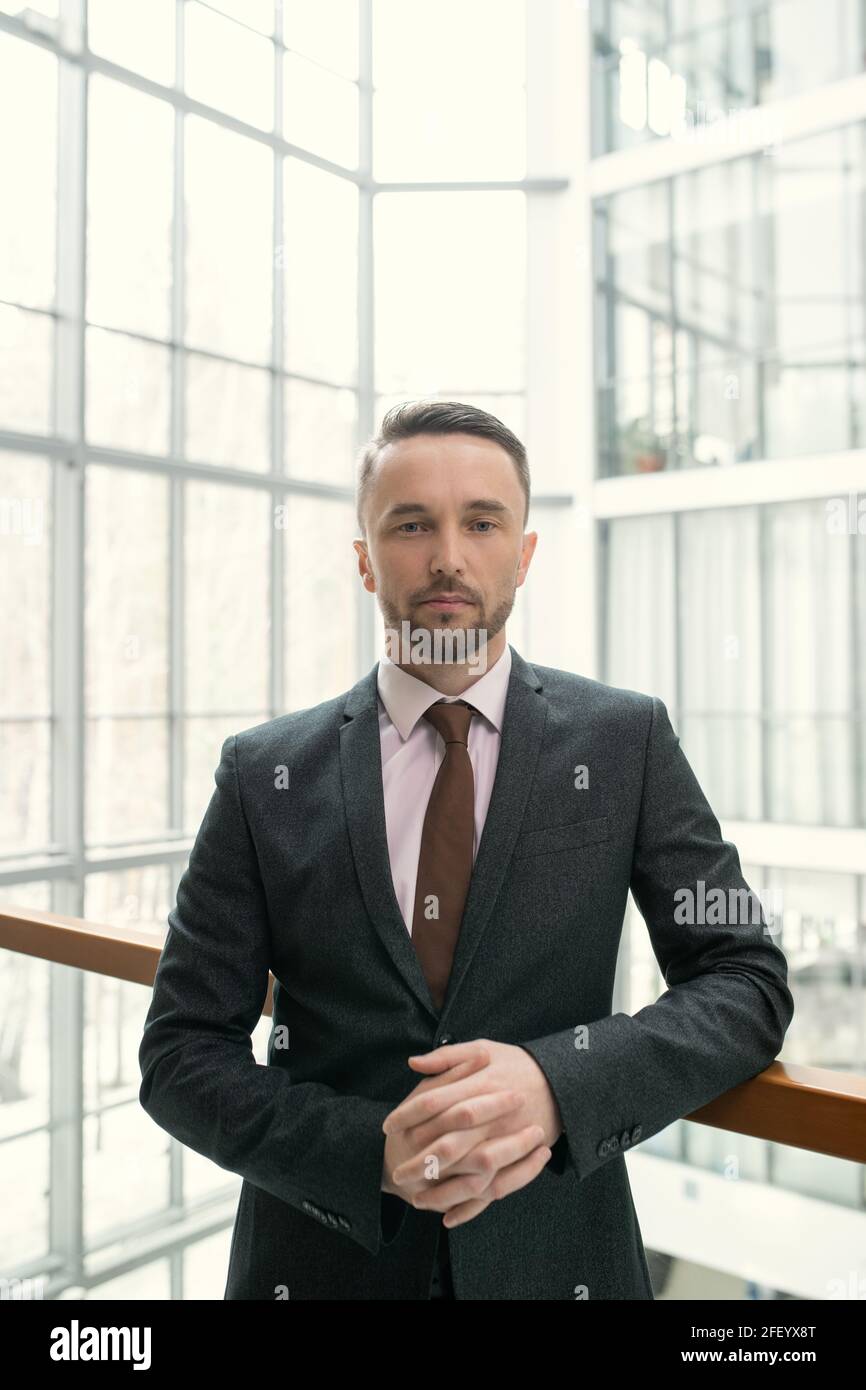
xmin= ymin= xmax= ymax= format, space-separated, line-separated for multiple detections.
xmin=138 ymin=400 xmax=794 ymax=1300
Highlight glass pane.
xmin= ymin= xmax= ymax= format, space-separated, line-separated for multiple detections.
xmin=0 ymin=887 xmax=51 ymax=1260
xmin=185 ymin=1 xmax=274 ymax=131
xmin=374 ymin=0 xmax=525 ymax=88
xmin=283 ymin=496 xmax=357 ymax=710
xmin=85 ymin=328 xmax=171 ymax=454
xmin=185 ymin=116 xmax=273 ymax=363
xmin=678 ymin=508 xmax=763 ymax=821
xmin=282 ymin=158 xmax=357 ymax=384
xmin=184 ymin=482 xmax=271 ymax=711
xmin=0 ymin=453 xmax=51 ymax=716
xmin=85 ymin=465 xmax=169 ymax=716
xmin=83 ymin=1100 xmax=171 ymax=1246
xmin=603 ymin=513 xmax=677 ymax=714
xmin=84 ymin=864 xmax=172 ymax=952
xmin=183 ymin=713 xmax=268 ymax=833
xmin=283 ymin=52 xmax=357 ymax=168
xmin=373 ymin=0 xmax=526 ymax=180
xmin=285 ymin=378 xmax=356 ymax=485
xmin=595 ymin=123 xmax=866 ymax=475
xmin=768 ymin=866 xmax=861 ymax=1070
xmin=765 ymin=500 xmax=857 ymax=827
xmin=374 ymin=79 xmax=526 ymax=181
xmin=284 ymin=0 xmax=358 ymax=79
xmin=0 ymin=720 xmax=50 ymax=854
xmin=763 ymin=126 xmax=866 ymax=460
xmin=82 ymin=869 xmax=173 ymax=1241
xmin=604 ymin=499 xmax=866 ymax=831
xmin=186 ymin=353 xmax=271 ymax=472
xmin=184 ymin=1147 xmax=243 ymax=1204
xmin=0 ymin=32 xmax=56 ymax=309
xmin=597 ymin=213 xmax=666 ymax=478
xmin=85 ymin=1259 xmax=170 ymax=1299
xmin=591 ymin=0 xmax=866 ymax=156
xmin=375 ymin=191 xmax=526 ymax=396
xmin=87 ymin=77 xmax=174 ymax=339
xmin=0 ymin=1132 xmax=50 ymax=1268
xmin=519 ymin=503 xmax=587 ymax=671
xmin=0 ymin=305 xmax=53 ymax=434
xmin=182 ymin=1227 xmax=236 ymax=1297
xmin=87 ymin=0 xmax=176 ymax=87
xmin=85 ymin=718 xmax=169 ymax=845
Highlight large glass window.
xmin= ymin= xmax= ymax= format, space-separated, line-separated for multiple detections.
xmin=373 ymin=0 xmax=526 ymax=180
xmin=604 ymin=498 xmax=866 ymax=827
xmin=591 ymin=0 xmax=866 ymax=157
xmin=0 ymin=0 xmax=550 ymax=1299
xmin=595 ymin=121 xmax=866 ymax=475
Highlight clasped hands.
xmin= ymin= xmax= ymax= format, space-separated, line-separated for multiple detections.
xmin=381 ymin=1038 xmax=563 ymax=1230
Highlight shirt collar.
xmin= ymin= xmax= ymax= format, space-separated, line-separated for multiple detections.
xmin=377 ymin=641 xmax=512 ymax=742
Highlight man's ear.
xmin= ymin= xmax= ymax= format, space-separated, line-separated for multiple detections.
xmin=516 ymin=530 xmax=538 ymax=588
xmin=353 ymin=538 xmax=376 ymax=593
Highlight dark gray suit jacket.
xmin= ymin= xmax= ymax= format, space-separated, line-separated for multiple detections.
xmin=138 ymin=644 xmax=794 ymax=1299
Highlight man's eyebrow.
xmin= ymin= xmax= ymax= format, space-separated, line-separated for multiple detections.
xmin=383 ymin=498 xmax=512 ymax=519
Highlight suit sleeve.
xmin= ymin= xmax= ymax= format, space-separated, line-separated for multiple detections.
xmin=518 ymin=695 xmax=795 ymax=1182
xmin=138 ymin=733 xmax=406 ymax=1257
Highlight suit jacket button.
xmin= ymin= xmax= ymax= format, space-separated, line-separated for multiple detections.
xmin=630 ymin=1125 xmax=642 ymax=1143
xmin=609 ymin=1134 xmax=619 ymax=1151
xmin=338 ymin=1216 xmax=351 ymax=1231
xmin=620 ymin=1130 xmax=631 ymax=1148
xmin=437 ymin=1035 xmax=457 ymax=1046
xmin=597 ymin=1139 xmax=609 ymax=1157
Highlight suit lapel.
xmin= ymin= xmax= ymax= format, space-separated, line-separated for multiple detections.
xmin=339 ymin=644 xmax=547 ymax=1022
xmin=340 ymin=671 xmax=436 ymax=1018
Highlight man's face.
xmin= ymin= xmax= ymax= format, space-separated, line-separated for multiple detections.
xmin=354 ymin=432 xmax=537 ymax=655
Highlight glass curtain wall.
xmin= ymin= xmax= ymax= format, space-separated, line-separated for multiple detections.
xmin=594 ymin=1 xmax=866 ymax=1244
xmin=0 ymin=0 xmax=574 ymax=1298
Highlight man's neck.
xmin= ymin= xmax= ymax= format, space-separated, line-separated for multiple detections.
xmin=392 ymin=630 xmax=506 ymax=697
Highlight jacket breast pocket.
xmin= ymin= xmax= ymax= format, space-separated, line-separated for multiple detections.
xmin=513 ymin=814 xmax=611 ymax=859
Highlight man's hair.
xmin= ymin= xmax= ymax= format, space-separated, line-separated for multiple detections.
xmin=355 ymin=399 xmax=530 ymax=537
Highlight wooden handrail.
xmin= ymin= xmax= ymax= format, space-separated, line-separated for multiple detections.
xmin=0 ymin=904 xmax=276 ymax=1020
xmin=2 ymin=905 xmax=865 ymax=1164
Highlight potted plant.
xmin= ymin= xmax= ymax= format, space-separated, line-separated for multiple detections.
xmin=618 ymin=416 xmax=668 ymax=474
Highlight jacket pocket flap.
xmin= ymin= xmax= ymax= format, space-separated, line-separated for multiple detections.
xmin=514 ymin=814 xmax=611 ymax=858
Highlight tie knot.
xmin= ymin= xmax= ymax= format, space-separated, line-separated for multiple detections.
xmin=423 ymin=700 xmax=475 ymax=747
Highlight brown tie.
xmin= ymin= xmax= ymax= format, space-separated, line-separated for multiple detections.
xmin=411 ymin=700 xmax=477 ymax=1011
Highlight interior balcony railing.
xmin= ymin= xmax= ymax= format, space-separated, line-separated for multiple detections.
xmin=1 ymin=904 xmax=865 ymax=1165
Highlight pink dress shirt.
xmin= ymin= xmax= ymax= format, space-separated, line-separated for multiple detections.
xmin=376 ymin=642 xmax=513 ymax=936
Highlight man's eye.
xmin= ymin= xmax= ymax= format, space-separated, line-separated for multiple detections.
xmin=396 ymin=520 xmax=495 ymax=533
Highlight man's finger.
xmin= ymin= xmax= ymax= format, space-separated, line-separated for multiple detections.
xmin=384 ymin=1073 xmax=516 ymax=1136
xmin=411 ymin=1130 xmax=550 ymax=1214
xmin=405 ymin=1040 xmax=490 ymax=1073
xmin=391 ymin=1093 xmax=526 ymax=1184
xmin=442 ymin=1144 xmax=550 ymax=1228
xmin=399 ymin=1091 xmax=526 ymax=1173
